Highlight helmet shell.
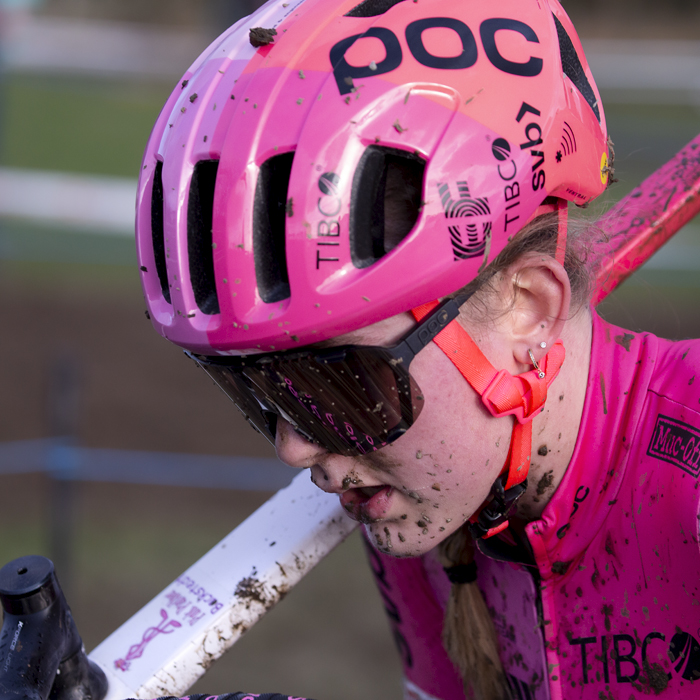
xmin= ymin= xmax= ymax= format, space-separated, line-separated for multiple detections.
xmin=136 ymin=0 xmax=608 ymax=354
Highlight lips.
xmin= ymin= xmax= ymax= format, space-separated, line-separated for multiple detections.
xmin=339 ymin=485 xmax=393 ymax=523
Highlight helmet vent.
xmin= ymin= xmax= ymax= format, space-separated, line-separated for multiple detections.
xmin=188 ymin=160 xmax=221 ymax=315
xmin=253 ymin=152 xmax=294 ymax=304
xmin=345 ymin=0 xmax=406 ymax=17
xmin=150 ymin=161 xmax=171 ymax=304
xmin=553 ymin=14 xmax=601 ymax=123
xmin=350 ymin=146 xmax=425 ymax=269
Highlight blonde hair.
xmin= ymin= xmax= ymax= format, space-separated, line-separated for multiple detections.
xmin=455 ymin=209 xmax=597 ymax=319
xmin=438 ymin=526 xmax=513 ymax=700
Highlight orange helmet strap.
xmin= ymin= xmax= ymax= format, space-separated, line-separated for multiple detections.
xmin=411 ymin=301 xmax=565 ymax=538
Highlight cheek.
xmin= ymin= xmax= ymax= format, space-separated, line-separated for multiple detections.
xmin=407 ymin=343 xmax=503 ymax=468
xmin=411 ymin=341 xmax=483 ymax=421
xmin=359 ymin=339 xmax=513 ymax=552
xmin=383 ymin=344 xmax=512 ymax=521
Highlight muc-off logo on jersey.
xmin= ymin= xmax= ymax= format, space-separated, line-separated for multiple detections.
xmin=437 ymin=182 xmax=492 ymax=261
xmin=647 ymin=414 xmax=700 ymax=477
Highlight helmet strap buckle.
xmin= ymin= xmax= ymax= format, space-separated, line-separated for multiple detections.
xmin=468 ymin=475 xmax=529 ymax=540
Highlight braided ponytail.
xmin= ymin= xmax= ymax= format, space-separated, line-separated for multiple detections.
xmin=437 ymin=526 xmax=512 ymax=700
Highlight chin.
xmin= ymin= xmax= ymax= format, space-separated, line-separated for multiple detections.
xmin=363 ymin=521 xmax=445 ymax=558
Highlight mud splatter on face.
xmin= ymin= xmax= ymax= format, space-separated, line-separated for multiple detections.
xmin=341 ymin=471 xmax=364 ymax=490
xmin=536 ymin=470 xmax=554 ymax=495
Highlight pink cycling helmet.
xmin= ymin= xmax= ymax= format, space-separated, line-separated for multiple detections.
xmin=136 ymin=0 xmax=608 ymax=355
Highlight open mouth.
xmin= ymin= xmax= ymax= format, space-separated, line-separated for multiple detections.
xmin=357 ymin=486 xmax=385 ymax=498
xmin=339 ymin=485 xmax=393 ymax=523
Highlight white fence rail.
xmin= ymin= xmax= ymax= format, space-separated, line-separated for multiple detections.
xmin=2 ymin=15 xmax=700 ymax=103
xmin=0 ymin=438 xmax=295 ymax=490
xmin=0 ymin=167 xmax=136 ymax=235
xmin=3 ymin=15 xmax=207 ymax=82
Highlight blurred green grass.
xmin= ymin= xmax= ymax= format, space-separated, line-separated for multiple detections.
xmin=601 ymin=101 xmax=700 ymax=195
xmin=1 ymin=75 xmax=171 ymax=177
xmin=0 ymin=74 xmax=162 ymax=281
xmin=0 ymin=219 xmax=136 ymax=265
xmin=2 ymin=75 xmax=699 ymax=182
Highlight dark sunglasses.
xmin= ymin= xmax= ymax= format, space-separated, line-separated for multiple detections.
xmin=188 ymin=292 xmax=473 ymax=456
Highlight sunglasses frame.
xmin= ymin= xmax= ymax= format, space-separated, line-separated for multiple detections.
xmin=189 ymin=290 xmax=474 ymax=453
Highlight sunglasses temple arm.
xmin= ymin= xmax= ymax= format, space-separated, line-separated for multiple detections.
xmin=399 ymin=294 xmax=471 ymax=362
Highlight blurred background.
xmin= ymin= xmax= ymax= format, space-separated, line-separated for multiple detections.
xmin=0 ymin=0 xmax=698 ymax=698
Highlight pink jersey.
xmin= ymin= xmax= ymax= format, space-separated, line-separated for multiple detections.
xmin=367 ymin=312 xmax=700 ymax=699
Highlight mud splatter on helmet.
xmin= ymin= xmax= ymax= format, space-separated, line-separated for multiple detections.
xmin=136 ymin=0 xmax=608 ymax=355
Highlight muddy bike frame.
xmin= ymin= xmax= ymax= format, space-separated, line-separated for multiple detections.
xmin=86 ymin=134 xmax=700 ymax=699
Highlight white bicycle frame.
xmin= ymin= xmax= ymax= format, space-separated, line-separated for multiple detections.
xmin=90 ymin=473 xmax=358 ymax=699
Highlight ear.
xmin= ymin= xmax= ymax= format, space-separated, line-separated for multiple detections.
xmin=499 ymin=252 xmax=571 ymax=369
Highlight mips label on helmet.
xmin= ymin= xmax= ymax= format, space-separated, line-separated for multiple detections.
xmin=330 ymin=17 xmax=543 ymax=95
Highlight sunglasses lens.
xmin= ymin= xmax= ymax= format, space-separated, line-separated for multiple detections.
xmin=195 ymin=366 xmax=275 ymax=439
xmin=193 ymin=348 xmax=424 ymax=455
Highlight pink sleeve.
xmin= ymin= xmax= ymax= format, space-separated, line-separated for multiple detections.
xmin=362 ymin=536 xmax=464 ymax=700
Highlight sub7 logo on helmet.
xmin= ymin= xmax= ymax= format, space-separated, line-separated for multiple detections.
xmin=330 ymin=17 xmax=543 ymax=95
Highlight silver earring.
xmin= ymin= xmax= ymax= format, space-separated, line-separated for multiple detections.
xmin=540 ymin=341 xmax=547 ymax=349
xmin=528 ymin=349 xmax=545 ymax=379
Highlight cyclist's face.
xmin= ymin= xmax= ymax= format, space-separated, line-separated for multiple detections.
xmin=275 ymin=311 xmax=513 ymax=557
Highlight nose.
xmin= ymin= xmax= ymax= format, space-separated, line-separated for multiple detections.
xmin=275 ymin=418 xmax=327 ymax=470
xmin=275 ymin=419 xmax=352 ymax=493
